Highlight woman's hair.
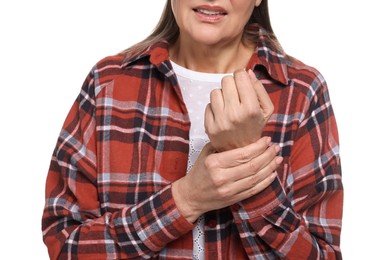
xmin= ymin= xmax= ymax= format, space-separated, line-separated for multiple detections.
xmin=122 ymin=0 xmax=280 ymax=55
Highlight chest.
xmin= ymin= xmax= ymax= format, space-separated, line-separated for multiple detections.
xmin=93 ymin=74 xmax=303 ymax=211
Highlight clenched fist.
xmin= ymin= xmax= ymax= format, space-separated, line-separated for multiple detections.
xmin=204 ymin=69 xmax=274 ymax=152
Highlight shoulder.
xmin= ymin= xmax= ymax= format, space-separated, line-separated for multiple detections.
xmin=77 ymin=53 xmax=129 ymax=98
xmin=86 ymin=53 xmax=135 ymax=88
xmin=92 ymin=53 xmax=127 ymax=75
xmin=286 ymin=55 xmax=324 ymax=84
xmin=284 ymin=55 xmax=328 ymax=99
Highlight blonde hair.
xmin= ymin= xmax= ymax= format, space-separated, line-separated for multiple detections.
xmin=122 ymin=0 xmax=281 ymax=56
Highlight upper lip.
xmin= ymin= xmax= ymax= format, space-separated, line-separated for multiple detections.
xmin=192 ymin=5 xmax=228 ymax=14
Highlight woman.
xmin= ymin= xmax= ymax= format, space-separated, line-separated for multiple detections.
xmin=42 ymin=0 xmax=343 ymax=259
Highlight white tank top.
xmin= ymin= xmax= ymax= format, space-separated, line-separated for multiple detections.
xmin=171 ymin=61 xmax=231 ymax=260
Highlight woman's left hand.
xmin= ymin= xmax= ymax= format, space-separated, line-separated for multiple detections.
xmin=205 ymin=69 xmax=274 ymax=152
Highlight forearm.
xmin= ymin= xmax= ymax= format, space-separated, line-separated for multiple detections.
xmin=43 ymin=182 xmax=193 ymax=259
xmin=232 ymin=172 xmax=343 ymax=259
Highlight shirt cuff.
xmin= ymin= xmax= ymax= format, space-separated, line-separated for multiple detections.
xmin=131 ymin=185 xmax=194 ymax=252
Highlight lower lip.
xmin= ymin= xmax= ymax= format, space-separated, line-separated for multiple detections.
xmin=194 ymin=10 xmax=226 ymax=23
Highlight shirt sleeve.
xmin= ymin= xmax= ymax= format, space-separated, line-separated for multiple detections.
xmin=41 ymin=67 xmax=194 ymax=259
xmin=232 ymin=75 xmax=343 ymax=259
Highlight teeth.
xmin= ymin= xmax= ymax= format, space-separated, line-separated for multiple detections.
xmin=196 ymin=9 xmax=225 ymax=15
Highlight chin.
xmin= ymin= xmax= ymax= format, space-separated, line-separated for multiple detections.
xmin=191 ymin=33 xmax=228 ymax=46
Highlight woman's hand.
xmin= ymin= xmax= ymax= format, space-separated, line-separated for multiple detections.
xmin=172 ymin=137 xmax=282 ymax=223
xmin=204 ymin=69 xmax=274 ymax=152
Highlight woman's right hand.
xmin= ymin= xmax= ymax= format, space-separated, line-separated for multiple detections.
xmin=172 ymin=136 xmax=283 ymax=223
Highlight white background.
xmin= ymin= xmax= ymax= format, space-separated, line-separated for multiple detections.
xmin=0 ymin=0 xmax=382 ymax=259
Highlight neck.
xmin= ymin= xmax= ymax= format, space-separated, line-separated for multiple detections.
xmin=169 ymin=37 xmax=255 ymax=74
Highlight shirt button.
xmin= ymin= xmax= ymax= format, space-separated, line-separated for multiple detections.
xmin=206 ymin=219 xmax=217 ymax=228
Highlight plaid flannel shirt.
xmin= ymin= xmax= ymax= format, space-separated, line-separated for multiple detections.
xmin=42 ymin=26 xmax=343 ymax=259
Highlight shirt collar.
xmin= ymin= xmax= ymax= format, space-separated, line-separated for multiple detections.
xmin=121 ymin=41 xmax=169 ymax=68
xmin=122 ymin=25 xmax=289 ymax=85
xmin=245 ymin=24 xmax=289 ymax=85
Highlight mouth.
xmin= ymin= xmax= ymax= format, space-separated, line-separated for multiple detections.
xmin=193 ymin=8 xmax=228 ymax=16
xmin=192 ymin=6 xmax=228 ymax=22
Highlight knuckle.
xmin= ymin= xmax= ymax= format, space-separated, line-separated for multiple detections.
xmin=236 ymin=147 xmax=251 ymax=162
xmin=212 ymin=175 xmax=226 ymax=188
xmin=246 ymin=106 xmax=260 ymax=118
xmin=249 ymin=159 xmax=261 ymax=172
xmin=265 ymin=159 xmax=276 ymax=173
xmin=204 ymin=156 xmax=218 ymax=170
xmin=250 ymin=110 xmax=260 ymax=119
xmin=227 ymin=111 xmax=241 ymax=123
xmin=219 ymin=120 xmax=231 ymax=131
xmin=251 ymin=174 xmax=261 ymax=186
xmin=210 ymin=89 xmax=221 ymax=99
xmin=221 ymin=75 xmax=234 ymax=86
xmin=217 ymin=186 xmax=230 ymax=198
xmin=268 ymin=145 xmax=278 ymax=156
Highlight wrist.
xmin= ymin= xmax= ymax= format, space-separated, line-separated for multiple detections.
xmin=171 ymin=178 xmax=201 ymax=224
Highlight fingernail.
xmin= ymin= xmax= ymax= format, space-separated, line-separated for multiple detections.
xmin=275 ymin=145 xmax=281 ymax=153
xmin=276 ymin=156 xmax=283 ymax=164
xmin=266 ymin=136 xmax=271 ymax=145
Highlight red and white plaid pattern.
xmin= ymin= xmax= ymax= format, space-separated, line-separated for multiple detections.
xmin=42 ymin=25 xmax=343 ymax=259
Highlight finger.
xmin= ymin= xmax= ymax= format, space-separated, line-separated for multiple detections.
xmin=208 ymin=136 xmax=272 ymax=169
xmin=210 ymin=152 xmax=279 ymax=200
xmin=231 ymin=143 xmax=280 ymax=181
xmin=234 ymin=69 xmax=260 ymax=108
xmin=204 ymin=104 xmax=215 ymax=133
xmin=209 ymin=88 xmax=224 ymax=117
xmin=241 ymin=155 xmax=283 ymax=188
xmin=234 ymin=171 xmax=277 ymax=202
xmin=248 ymin=69 xmax=274 ymax=118
xmin=230 ymin=163 xmax=277 ymax=197
xmin=248 ymin=144 xmax=281 ymax=174
xmin=221 ymin=75 xmax=240 ymax=107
